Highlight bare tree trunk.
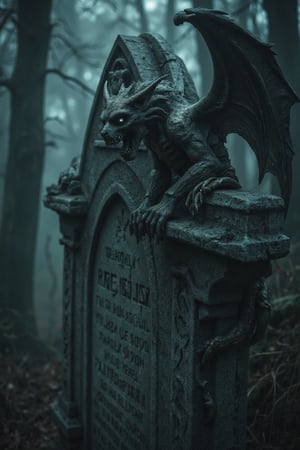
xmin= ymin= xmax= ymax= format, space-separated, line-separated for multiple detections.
xmin=0 ymin=0 xmax=52 ymax=342
xmin=166 ymin=0 xmax=176 ymax=47
xmin=263 ymin=0 xmax=300 ymax=90
xmin=136 ymin=0 xmax=149 ymax=32
xmin=192 ymin=0 xmax=213 ymax=96
xmin=263 ymin=0 xmax=300 ymax=234
xmin=228 ymin=0 xmax=250 ymax=188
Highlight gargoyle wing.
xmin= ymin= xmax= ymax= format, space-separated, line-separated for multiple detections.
xmin=174 ymin=8 xmax=299 ymax=209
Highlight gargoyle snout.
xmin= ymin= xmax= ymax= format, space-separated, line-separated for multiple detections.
xmin=100 ymin=125 xmax=122 ymax=146
xmin=100 ymin=124 xmax=113 ymax=142
xmin=101 ymin=129 xmax=109 ymax=140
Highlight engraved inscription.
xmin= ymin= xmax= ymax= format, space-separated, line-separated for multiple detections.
xmin=91 ymin=199 xmax=152 ymax=450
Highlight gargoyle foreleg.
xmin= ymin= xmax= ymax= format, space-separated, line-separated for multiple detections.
xmin=131 ymin=156 xmax=220 ymax=239
xmin=139 ymin=158 xmax=220 ymax=238
xmin=130 ymin=160 xmax=172 ymax=240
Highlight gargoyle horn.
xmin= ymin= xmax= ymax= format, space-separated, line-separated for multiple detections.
xmin=125 ymin=74 xmax=168 ymax=106
xmin=103 ymin=80 xmax=110 ymax=102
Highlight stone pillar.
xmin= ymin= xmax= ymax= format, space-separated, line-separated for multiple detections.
xmin=45 ymin=190 xmax=88 ymax=450
xmin=162 ymin=189 xmax=289 ymax=450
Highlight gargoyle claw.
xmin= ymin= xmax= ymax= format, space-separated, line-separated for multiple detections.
xmin=193 ymin=191 xmax=203 ymax=211
xmin=186 ymin=177 xmax=218 ymax=215
xmin=130 ymin=196 xmax=175 ymax=241
xmin=186 ymin=176 xmax=241 ymax=215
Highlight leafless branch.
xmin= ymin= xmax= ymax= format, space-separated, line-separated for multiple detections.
xmin=49 ymin=32 xmax=100 ymax=72
xmin=117 ymin=15 xmax=140 ymax=32
xmin=45 ymin=68 xmax=95 ymax=95
xmin=135 ymin=0 xmax=149 ymax=32
xmin=51 ymin=17 xmax=78 ymax=41
xmin=90 ymin=1 xmax=141 ymax=33
xmin=48 ymin=44 xmax=61 ymax=70
xmin=45 ymin=129 xmax=72 ymax=143
xmin=45 ymin=140 xmax=58 ymax=148
xmin=174 ymin=28 xmax=194 ymax=46
xmin=103 ymin=0 xmax=118 ymax=11
xmin=44 ymin=115 xmax=65 ymax=126
xmin=166 ymin=0 xmax=176 ymax=45
xmin=77 ymin=0 xmax=117 ymax=14
xmin=232 ymin=1 xmax=252 ymax=16
xmin=0 ymin=7 xmax=15 ymax=32
xmin=0 ymin=21 xmax=17 ymax=60
xmin=0 ymin=77 xmax=12 ymax=90
xmin=93 ymin=13 xmax=140 ymax=34
xmin=52 ymin=32 xmax=98 ymax=64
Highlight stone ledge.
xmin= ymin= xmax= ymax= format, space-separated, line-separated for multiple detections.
xmin=206 ymin=189 xmax=285 ymax=211
xmin=45 ymin=189 xmax=289 ymax=262
xmin=167 ymin=190 xmax=289 ymax=262
xmin=44 ymin=194 xmax=88 ymax=216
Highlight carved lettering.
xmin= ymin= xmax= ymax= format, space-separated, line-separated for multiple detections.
xmin=106 ymin=246 xmax=137 ymax=269
xmin=97 ymin=268 xmax=118 ymax=295
xmin=98 ymin=267 xmax=150 ymax=306
xmin=91 ymin=199 xmax=153 ymax=449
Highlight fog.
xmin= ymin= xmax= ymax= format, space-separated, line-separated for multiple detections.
xmin=0 ymin=0 xmax=299 ymax=341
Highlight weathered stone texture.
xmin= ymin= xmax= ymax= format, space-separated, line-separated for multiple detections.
xmin=45 ymin=32 xmax=289 ymax=450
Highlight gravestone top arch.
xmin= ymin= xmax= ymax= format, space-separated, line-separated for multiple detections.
xmin=79 ymin=32 xmax=198 ymax=200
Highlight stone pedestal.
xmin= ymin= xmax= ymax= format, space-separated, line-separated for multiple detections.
xmin=45 ymin=185 xmax=288 ymax=450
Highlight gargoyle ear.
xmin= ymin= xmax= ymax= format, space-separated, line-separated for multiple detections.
xmin=125 ymin=75 xmax=168 ymax=107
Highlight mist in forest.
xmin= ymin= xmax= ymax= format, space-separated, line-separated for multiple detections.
xmin=1 ymin=0 xmax=300 ymax=343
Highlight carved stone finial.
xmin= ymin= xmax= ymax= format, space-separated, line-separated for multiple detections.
xmin=46 ymin=156 xmax=82 ymax=197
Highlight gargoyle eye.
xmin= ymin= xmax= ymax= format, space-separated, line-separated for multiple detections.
xmin=111 ymin=115 xmax=127 ymax=125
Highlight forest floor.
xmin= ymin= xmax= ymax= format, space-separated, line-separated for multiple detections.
xmin=246 ymin=255 xmax=300 ymax=450
xmin=247 ymin=306 xmax=300 ymax=449
xmin=0 ymin=350 xmax=60 ymax=449
xmin=1 ymin=258 xmax=300 ymax=449
xmin=1 ymin=317 xmax=299 ymax=450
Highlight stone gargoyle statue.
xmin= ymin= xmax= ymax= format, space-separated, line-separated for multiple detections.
xmin=100 ymin=8 xmax=298 ymax=240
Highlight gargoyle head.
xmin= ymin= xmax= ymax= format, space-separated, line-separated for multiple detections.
xmin=100 ymin=75 xmax=169 ymax=161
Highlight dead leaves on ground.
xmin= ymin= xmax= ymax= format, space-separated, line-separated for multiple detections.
xmin=0 ymin=353 xmax=59 ymax=449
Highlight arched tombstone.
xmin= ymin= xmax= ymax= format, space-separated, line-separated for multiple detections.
xmin=45 ymin=33 xmax=289 ymax=450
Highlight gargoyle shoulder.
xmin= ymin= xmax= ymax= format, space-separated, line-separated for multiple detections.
xmin=167 ymin=108 xmax=192 ymax=141
xmin=167 ymin=108 xmax=209 ymax=144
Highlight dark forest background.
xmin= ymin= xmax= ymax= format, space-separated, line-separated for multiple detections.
xmin=0 ymin=0 xmax=300 ymax=448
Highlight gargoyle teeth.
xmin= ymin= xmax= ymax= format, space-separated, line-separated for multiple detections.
xmin=103 ymin=134 xmax=122 ymax=146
